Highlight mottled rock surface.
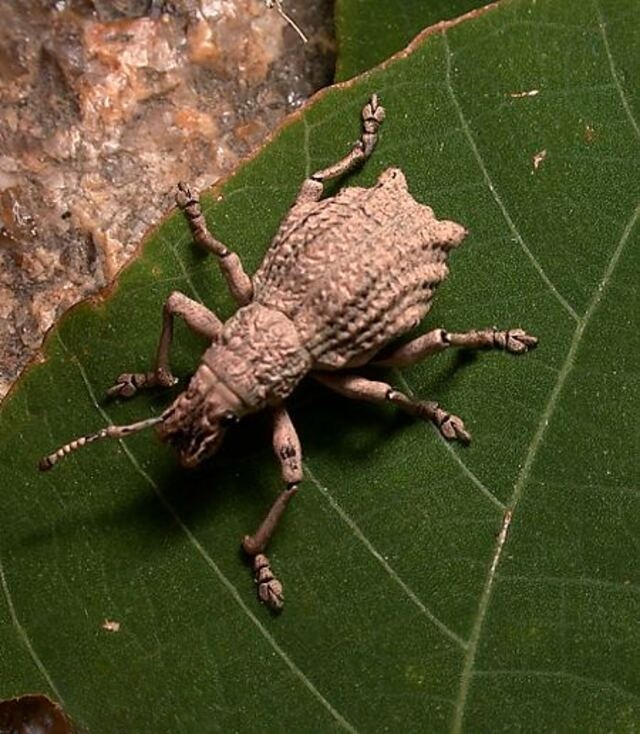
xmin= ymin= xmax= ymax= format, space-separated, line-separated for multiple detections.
xmin=0 ymin=0 xmax=334 ymax=397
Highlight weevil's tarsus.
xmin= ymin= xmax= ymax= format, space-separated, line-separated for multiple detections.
xmin=374 ymin=326 xmax=538 ymax=368
xmin=176 ymin=183 xmax=253 ymax=306
xmin=386 ymin=391 xmax=472 ymax=444
xmin=312 ymin=94 xmax=385 ymax=180
xmin=265 ymin=0 xmax=308 ymax=43
xmin=107 ymin=291 xmax=223 ymax=399
xmin=38 ymin=415 xmax=163 ymax=471
xmin=253 ymin=553 xmax=284 ymax=612
xmin=296 ymin=95 xmax=386 ymax=205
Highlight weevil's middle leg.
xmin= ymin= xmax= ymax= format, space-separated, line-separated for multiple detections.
xmin=314 ymin=372 xmax=471 ymax=443
xmin=296 ymin=94 xmax=386 ymax=204
xmin=107 ymin=291 xmax=222 ymax=399
xmin=242 ymin=405 xmax=303 ymax=611
xmin=176 ymin=183 xmax=253 ymax=306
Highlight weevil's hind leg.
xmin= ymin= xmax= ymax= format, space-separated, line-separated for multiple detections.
xmin=314 ymin=373 xmax=471 ymax=443
xmin=374 ymin=327 xmax=538 ymax=368
xmin=176 ymin=183 xmax=253 ymax=306
xmin=296 ymin=94 xmax=386 ymax=205
xmin=107 ymin=291 xmax=223 ymax=399
xmin=242 ymin=405 xmax=303 ymax=612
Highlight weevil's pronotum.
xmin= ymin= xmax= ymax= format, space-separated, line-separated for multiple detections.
xmin=40 ymin=96 xmax=537 ymax=610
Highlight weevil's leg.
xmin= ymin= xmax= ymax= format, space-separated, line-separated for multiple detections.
xmin=107 ymin=291 xmax=223 ymax=399
xmin=314 ymin=372 xmax=471 ymax=443
xmin=374 ymin=327 xmax=538 ymax=368
xmin=242 ymin=406 xmax=303 ymax=611
xmin=243 ymin=406 xmax=301 ymax=555
xmin=296 ymin=94 xmax=386 ymax=204
xmin=176 ymin=183 xmax=253 ymax=306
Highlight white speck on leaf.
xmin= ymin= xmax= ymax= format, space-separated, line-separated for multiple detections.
xmin=509 ymin=89 xmax=540 ymax=98
xmin=532 ymin=149 xmax=547 ymax=171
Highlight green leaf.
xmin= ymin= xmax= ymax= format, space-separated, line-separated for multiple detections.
xmin=335 ymin=0 xmax=496 ymax=81
xmin=2 ymin=0 xmax=639 ymax=730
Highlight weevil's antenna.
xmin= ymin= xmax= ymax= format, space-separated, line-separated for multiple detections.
xmin=38 ymin=414 xmax=164 ymax=471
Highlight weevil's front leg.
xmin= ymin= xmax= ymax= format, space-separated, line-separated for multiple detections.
xmin=107 ymin=291 xmax=222 ymax=399
xmin=242 ymin=405 xmax=302 ymax=611
xmin=176 ymin=183 xmax=253 ymax=306
xmin=296 ymin=94 xmax=386 ymax=204
xmin=314 ymin=372 xmax=471 ymax=443
xmin=374 ymin=327 xmax=538 ymax=368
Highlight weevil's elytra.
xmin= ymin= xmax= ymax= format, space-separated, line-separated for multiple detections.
xmin=40 ymin=95 xmax=538 ymax=611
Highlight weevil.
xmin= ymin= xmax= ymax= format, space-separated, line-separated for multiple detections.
xmin=40 ymin=96 xmax=537 ymax=610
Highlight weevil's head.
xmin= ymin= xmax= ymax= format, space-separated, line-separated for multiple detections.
xmin=157 ymin=367 xmax=243 ymax=469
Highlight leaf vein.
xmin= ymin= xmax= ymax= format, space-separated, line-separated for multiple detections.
xmin=451 ymin=198 xmax=640 ymax=732
xmin=303 ymin=463 xmax=468 ymax=651
xmin=441 ymin=30 xmax=580 ymax=324
xmin=160 ymin=230 xmax=206 ymax=304
xmin=0 ymin=554 xmax=65 ymax=703
xmin=594 ymin=0 xmax=640 ymax=144
xmin=396 ymin=372 xmax=506 ymax=512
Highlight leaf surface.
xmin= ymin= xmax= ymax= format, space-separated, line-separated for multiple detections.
xmin=335 ymin=0 xmax=496 ymax=80
xmin=1 ymin=0 xmax=639 ymax=731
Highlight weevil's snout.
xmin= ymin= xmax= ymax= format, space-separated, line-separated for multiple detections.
xmin=157 ymin=377 xmax=241 ymax=468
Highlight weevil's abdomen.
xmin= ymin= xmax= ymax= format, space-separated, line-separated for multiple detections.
xmin=201 ymin=303 xmax=312 ymax=409
xmin=254 ymin=168 xmax=467 ymax=370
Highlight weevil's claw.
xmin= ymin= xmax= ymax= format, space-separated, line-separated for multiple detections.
xmin=106 ymin=373 xmax=141 ymax=399
xmin=499 ymin=329 xmax=538 ymax=354
xmin=440 ymin=414 xmax=471 ymax=444
xmin=415 ymin=400 xmax=471 ymax=444
xmin=253 ymin=554 xmax=284 ymax=612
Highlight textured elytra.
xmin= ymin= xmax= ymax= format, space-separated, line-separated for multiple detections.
xmin=254 ymin=167 xmax=465 ymax=370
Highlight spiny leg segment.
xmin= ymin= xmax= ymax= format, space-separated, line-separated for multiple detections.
xmin=107 ymin=291 xmax=223 ymax=399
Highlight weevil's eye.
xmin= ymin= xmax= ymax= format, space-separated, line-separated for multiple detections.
xmin=220 ymin=411 xmax=239 ymax=427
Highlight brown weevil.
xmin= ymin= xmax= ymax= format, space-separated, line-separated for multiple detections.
xmin=40 ymin=96 xmax=537 ymax=611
